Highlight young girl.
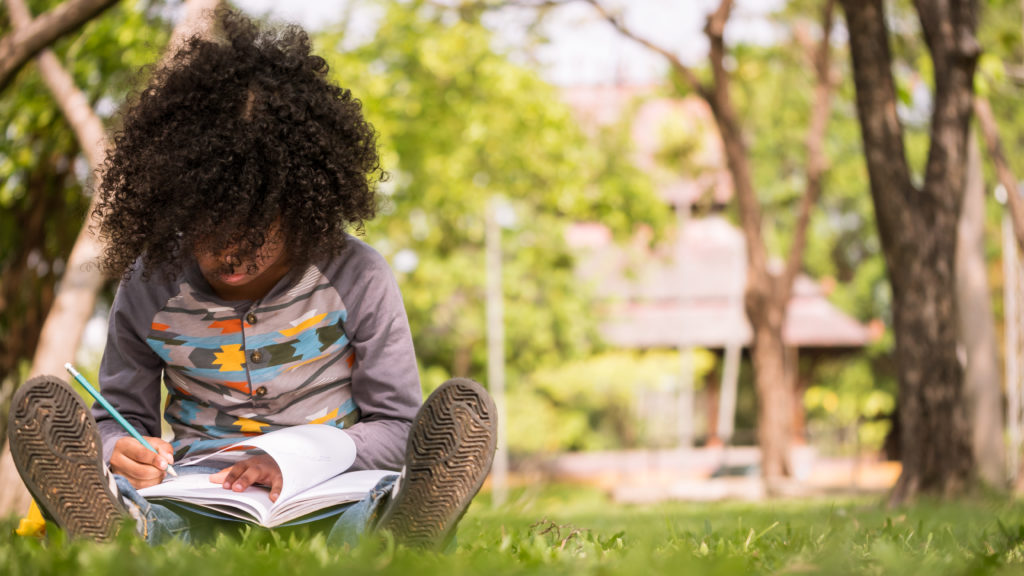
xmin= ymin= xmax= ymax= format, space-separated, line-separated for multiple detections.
xmin=8 ymin=8 xmax=496 ymax=549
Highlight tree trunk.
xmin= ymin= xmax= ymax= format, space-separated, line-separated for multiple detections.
xmin=889 ymin=235 xmax=974 ymax=501
xmin=0 ymin=0 xmax=221 ymax=519
xmin=841 ymin=0 xmax=977 ymax=504
xmin=749 ymin=308 xmax=793 ymax=487
xmin=957 ymin=135 xmax=1006 ymax=488
xmin=705 ymin=368 xmax=721 ymax=447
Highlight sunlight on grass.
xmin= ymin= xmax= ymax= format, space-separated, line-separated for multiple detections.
xmin=4 ymin=485 xmax=1024 ymax=575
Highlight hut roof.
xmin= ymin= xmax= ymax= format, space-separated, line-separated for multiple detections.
xmin=567 ymin=216 xmax=872 ymax=350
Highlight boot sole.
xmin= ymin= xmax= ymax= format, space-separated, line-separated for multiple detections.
xmin=8 ymin=375 xmax=123 ymax=541
xmin=377 ymin=378 xmax=497 ymax=548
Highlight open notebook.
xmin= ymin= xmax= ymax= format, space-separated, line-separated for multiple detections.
xmin=137 ymin=425 xmax=396 ymax=528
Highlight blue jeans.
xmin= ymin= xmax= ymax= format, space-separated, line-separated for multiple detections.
xmin=114 ymin=467 xmax=399 ymax=547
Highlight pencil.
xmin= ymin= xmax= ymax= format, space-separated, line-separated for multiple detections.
xmin=64 ymin=363 xmax=178 ymax=477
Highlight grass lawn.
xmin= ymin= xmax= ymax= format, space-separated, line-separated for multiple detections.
xmin=3 ymin=483 xmax=1024 ymax=575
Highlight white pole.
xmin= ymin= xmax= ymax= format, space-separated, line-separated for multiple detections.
xmin=1003 ymin=212 xmax=1021 ymax=485
xmin=717 ymin=210 xmax=745 ymax=449
xmin=677 ymin=348 xmax=695 ymax=448
xmin=675 ymin=207 xmax=695 ymax=448
xmin=717 ymin=342 xmax=741 ymax=444
xmin=486 ymin=196 xmax=509 ymax=507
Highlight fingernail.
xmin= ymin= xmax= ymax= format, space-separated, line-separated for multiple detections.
xmin=159 ymin=460 xmax=167 ymax=470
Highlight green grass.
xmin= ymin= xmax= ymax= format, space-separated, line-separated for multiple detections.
xmin=4 ymin=484 xmax=1024 ymax=575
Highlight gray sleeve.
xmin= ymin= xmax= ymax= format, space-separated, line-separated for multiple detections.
xmin=93 ymin=276 xmax=166 ymax=464
xmin=334 ymin=241 xmax=422 ymax=471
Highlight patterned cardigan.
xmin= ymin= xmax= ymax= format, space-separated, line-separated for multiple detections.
xmin=94 ymin=237 xmax=422 ymax=471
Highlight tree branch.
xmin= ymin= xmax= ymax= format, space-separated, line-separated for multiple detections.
xmin=0 ymin=0 xmax=119 ymax=92
xmin=584 ymin=0 xmax=770 ymax=302
xmin=914 ymin=0 xmax=980 ymax=208
xmin=7 ymin=0 xmax=108 ymax=168
xmin=839 ymin=0 xmax=914 ymax=240
xmin=163 ymin=0 xmax=220 ymax=59
xmin=975 ymin=96 xmax=1024 ymax=250
xmin=781 ymin=0 xmax=835 ymax=295
xmin=704 ymin=0 xmax=734 ymax=98
xmin=700 ymin=0 xmax=770 ymax=285
xmin=582 ymin=0 xmax=709 ymax=99
xmin=705 ymin=0 xmax=734 ymax=40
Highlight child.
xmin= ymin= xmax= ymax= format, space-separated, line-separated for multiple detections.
xmin=7 ymin=8 xmax=496 ymax=549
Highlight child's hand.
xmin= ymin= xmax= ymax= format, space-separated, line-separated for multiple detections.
xmin=210 ymin=455 xmax=284 ymax=502
xmin=110 ymin=436 xmax=175 ymax=489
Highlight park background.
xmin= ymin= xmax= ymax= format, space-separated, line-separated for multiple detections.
xmin=5 ymin=0 xmax=1024 ymax=573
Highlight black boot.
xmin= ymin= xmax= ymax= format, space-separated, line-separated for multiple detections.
xmin=8 ymin=375 xmax=125 ymax=541
xmin=376 ymin=378 xmax=498 ymax=549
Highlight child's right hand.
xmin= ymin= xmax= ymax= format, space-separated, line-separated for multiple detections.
xmin=109 ymin=436 xmax=175 ymax=489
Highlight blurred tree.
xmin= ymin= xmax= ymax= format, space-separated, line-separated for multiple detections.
xmin=316 ymin=0 xmax=668 ymax=391
xmin=575 ymin=0 xmax=837 ymax=493
xmin=838 ymin=0 xmax=1008 ymax=490
xmin=507 ymin=350 xmax=714 ymax=453
xmin=821 ymin=0 xmax=1013 ymax=492
xmin=0 ymin=0 xmax=216 ymax=517
xmin=0 ymin=0 xmax=169 ymax=517
xmin=756 ymin=0 xmax=1018 ymax=495
xmin=0 ymin=0 xmax=169 ymax=446
xmin=975 ymin=0 xmax=1024 ymax=488
xmin=840 ymin=0 xmax=978 ymax=504
xmin=729 ymin=2 xmax=900 ymax=460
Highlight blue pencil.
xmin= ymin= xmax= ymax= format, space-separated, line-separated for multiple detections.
xmin=64 ymin=363 xmax=178 ymax=477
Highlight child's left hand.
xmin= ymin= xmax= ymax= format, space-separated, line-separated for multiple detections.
xmin=210 ymin=454 xmax=284 ymax=502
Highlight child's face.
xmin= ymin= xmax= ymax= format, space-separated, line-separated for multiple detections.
xmin=195 ymin=226 xmax=290 ymax=301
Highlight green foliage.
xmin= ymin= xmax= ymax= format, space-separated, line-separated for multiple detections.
xmin=0 ymin=0 xmax=169 ymax=399
xmin=724 ymin=14 xmax=890 ymax=326
xmin=315 ymin=1 xmax=668 ymax=386
xmin=1 ymin=0 xmax=167 ymax=203
xmin=7 ymin=488 xmax=1024 ymax=575
xmin=979 ymin=0 xmax=1024 ymax=180
xmin=977 ymin=0 xmax=1024 ymax=331
xmin=980 ymin=0 xmax=1024 ymax=66
xmin=804 ymin=357 xmax=896 ymax=456
xmin=506 ymin=350 xmax=714 ymax=453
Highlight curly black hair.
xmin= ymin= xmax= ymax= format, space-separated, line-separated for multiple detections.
xmin=95 ymin=8 xmax=383 ymax=279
